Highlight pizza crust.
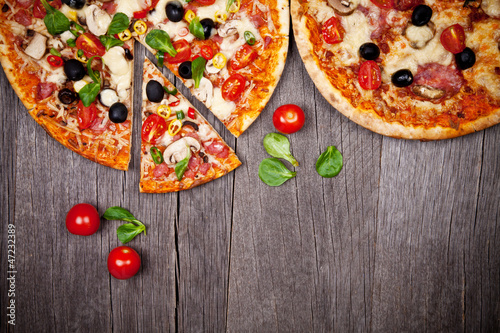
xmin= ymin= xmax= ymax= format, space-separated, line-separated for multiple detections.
xmin=291 ymin=0 xmax=500 ymax=140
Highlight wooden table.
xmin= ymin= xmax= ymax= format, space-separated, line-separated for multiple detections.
xmin=1 ymin=35 xmax=499 ymax=332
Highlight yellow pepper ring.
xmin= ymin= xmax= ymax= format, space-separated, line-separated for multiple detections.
xmin=157 ymin=105 xmax=172 ymax=119
xmin=118 ymin=29 xmax=132 ymax=41
xmin=75 ymin=51 xmax=88 ymax=63
xmin=212 ymin=53 xmax=227 ymax=69
xmin=133 ymin=20 xmax=147 ymax=35
xmin=214 ymin=11 xmax=227 ymax=24
xmin=184 ymin=10 xmax=195 ymax=23
xmin=168 ymin=119 xmax=183 ymax=136
xmin=228 ymin=0 xmax=241 ymax=13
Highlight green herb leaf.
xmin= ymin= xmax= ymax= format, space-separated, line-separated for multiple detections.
xmin=99 ymin=35 xmax=124 ymax=50
xmin=226 ymin=0 xmax=236 ymax=12
xmin=41 ymin=0 xmax=70 ymax=35
xmin=107 ymin=13 xmax=130 ymax=36
xmin=258 ymin=158 xmax=296 ymax=186
xmin=145 ymin=29 xmax=177 ymax=57
xmin=86 ymin=56 xmax=101 ymax=84
xmin=156 ymin=50 xmax=165 ymax=67
xmin=72 ymin=22 xmax=85 ymax=32
xmin=189 ymin=17 xmax=205 ymax=40
xmin=67 ymin=38 xmax=76 ymax=47
xmin=117 ymin=222 xmax=146 ymax=244
xmin=164 ymin=86 xmax=177 ymax=95
xmin=315 ymin=146 xmax=343 ymax=178
xmin=191 ymin=56 xmax=206 ymax=88
xmin=50 ymin=48 xmax=61 ymax=57
xmin=175 ymin=147 xmax=191 ymax=180
xmin=263 ymin=133 xmax=298 ymax=167
xmin=104 ymin=206 xmax=138 ymax=223
xmin=78 ymin=82 xmax=100 ymax=107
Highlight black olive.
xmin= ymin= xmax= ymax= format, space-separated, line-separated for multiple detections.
xmin=58 ymin=88 xmax=77 ymax=105
xmin=391 ymin=69 xmax=414 ymax=87
xmin=64 ymin=59 xmax=86 ymax=81
xmin=2 ymin=4 xmax=9 ymax=12
xmin=183 ymin=121 xmax=199 ymax=131
xmin=359 ymin=43 xmax=380 ymax=60
xmin=200 ymin=18 xmax=215 ymax=39
xmin=124 ymin=48 xmax=133 ymax=60
xmin=411 ymin=5 xmax=432 ymax=27
xmin=455 ymin=47 xmax=476 ymax=70
xmin=62 ymin=0 xmax=86 ymax=10
xmin=166 ymin=1 xmax=184 ymax=22
xmin=146 ymin=80 xmax=165 ymax=102
xmin=109 ymin=103 xmax=128 ymax=123
xmin=178 ymin=61 xmax=192 ymax=79
xmin=27 ymin=29 xmax=35 ymax=37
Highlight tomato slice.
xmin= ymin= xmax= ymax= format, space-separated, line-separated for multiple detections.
xmin=76 ymin=33 xmax=106 ymax=58
xmin=33 ymin=0 xmax=62 ymax=18
xmin=196 ymin=0 xmax=216 ymax=5
xmin=77 ymin=101 xmax=98 ymax=130
xmin=141 ymin=114 xmax=167 ymax=144
xmin=322 ymin=17 xmax=345 ymax=44
xmin=200 ymin=45 xmax=214 ymax=60
xmin=166 ymin=39 xmax=191 ymax=64
xmin=47 ymin=55 xmax=63 ymax=67
xmin=221 ymin=74 xmax=246 ymax=101
xmin=133 ymin=0 xmax=160 ymax=18
xmin=440 ymin=24 xmax=466 ymax=54
xmin=231 ymin=45 xmax=257 ymax=70
xmin=358 ymin=60 xmax=382 ymax=90
xmin=369 ymin=0 xmax=394 ymax=9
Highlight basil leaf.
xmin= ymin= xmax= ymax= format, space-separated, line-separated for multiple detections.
xmin=189 ymin=17 xmax=205 ymax=40
xmin=103 ymin=206 xmax=138 ymax=223
xmin=107 ymin=13 xmax=129 ymax=35
xmin=78 ymin=82 xmax=100 ymax=107
xmin=263 ymin=133 xmax=298 ymax=167
xmin=117 ymin=222 xmax=146 ymax=244
xmin=67 ymin=38 xmax=76 ymax=47
xmin=175 ymin=148 xmax=191 ymax=180
xmin=164 ymin=86 xmax=177 ymax=95
xmin=145 ymin=29 xmax=177 ymax=57
xmin=86 ymin=56 xmax=102 ymax=84
xmin=99 ymin=35 xmax=124 ymax=50
xmin=316 ymin=146 xmax=343 ymax=178
xmin=41 ymin=0 xmax=70 ymax=35
xmin=258 ymin=158 xmax=296 ymax=186
xmin=156 ymin=50 xmax=165 ymax=67
xmin=191 ymin=56 xmax=206 ymax=89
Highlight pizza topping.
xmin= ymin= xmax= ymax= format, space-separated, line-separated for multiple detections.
xmin=231 ymin=44 xmax=257 ymax=70
xmin=411 ymin=85 xmax=445 ymax=99
xmin=412 ymin=63 xmax=464 ymax=98
xmin=200 ymin=18 xmax=215 ymax=39
xmin=244 ymin=31 xmax=256 ymax=45
xmin=99 ymin=88 xmax=119 ymax=107
xmin=369 ymin=0 xmax=394 ymax=10
xmin=391 ymin=69 xmax=414 ymax=87
xmin=85 ymin=5 xmax=112 ymax=36
xmin=183 ymin=121 xmax=199 ymax=131
xmin=440 ymin=24 xmax=466 ymax=54
xmin=404 ymin=22 xmax=435 ymax=49
xmin=76 ymin=33 xmax=106 ymax=57
xmin=146 ymin=80 xmax=165 ymax=102
xmin=64 ymin=59 xmax=86 ymax=81
xmin=24 ymin=32 xmax=47 ymax=60
xmin=40 ymin=0 xmax=71 ymax=35
xmin=221 ymin=74 xmax=245 ymax=101
xmin=178 ymin=61 xmax=193 ymax=79
xmin=166 ymin=1 xmax=184 ymax=22
xmin=218 ymin=20 xmax=238 ymax=37
xmin=358 ymin=60 xmax=382 ymax=90
xmin=133 ymin=20 xmax=147 ymax=35
xmin=77 ymin=101 xmax=97 ymax=130
xmin=481 ymin=0 xmax=500 ymax=19
xmin=327 ymin=0 xmax=358 ymax=16
xmin=411 ymin=4 xmax=432 ymax=26
xmin=226 ymin=0 xmax=241 ymax=13
xmin=36 ymin=82 xmax=57 ymax=100
xmin=166 ymin=39 xmax=191 ymax=64
xmin=394 ymin=0 xmax=422 ymax=11
xmin=62 ymin=0 xmax=85 ymax=10
xmin=109 ymin=102 xmax=128 ymax=123
xmin=101 ymin=46 xmax=132 ymax=99
xmin=47 ymin=54 xmax=64 ymax=67
xmin=145 ymin=29 xmax=177 ymax=57
xmin=455 ymin=47 xmax=476 ymax=70
xmin=163 ymin=137 xmax=200 ymax=167
xmin=359 ymin=42 xmax=380 ymax=60
xmin=322 ymin=16 xmax=345 ymax=44
xmin=142 ymin=114 xmax=167 ymax=144
xmin=193 ymin=77 xmax=213 ymax=106
xmin=58 ymin=88 xmax=78 ymax=104
xmin=118 ymin=29 xmax=132 ymax=41
xmin=14 ymin=9 xmax=32 ymax=27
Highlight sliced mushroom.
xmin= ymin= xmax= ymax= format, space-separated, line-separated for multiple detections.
xmin=218 ymin=20 xmax=238 ymax=37
xmin=163 ymin=137 xmax=201 ymax=167
xmin=481 ymin=0 xmax=500 ymax=19
xmin=193 ymin=78 xmax=213 ymax=108
xmin=205 ymin=59 xmax=221 ymax=74
xmin=404 ymin=22 xmax=435 ymax=49
xmin=85 ymin=5 xmax=112 ymax=36
xmin=412 ymin=85 xmax=445 ymax=99
xmin=327 ymin=0 xmax=358 ymax=15
xmin=24 ymin=33 xmax=47 ymax=60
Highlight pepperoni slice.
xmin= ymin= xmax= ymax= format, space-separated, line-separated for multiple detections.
xmin=14 ymin=9 xmax=32 ymax=26
xmin=36 ymin=82 xmax=56 ymax=100
xmin=412 ymin=63 xmax=465 ymax=98
xmin=16 ymin=0 xmax=33 ymax=9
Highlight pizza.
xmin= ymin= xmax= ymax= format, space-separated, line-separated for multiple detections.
xmin=292 ymin=0 xmax=500 ymax=140
xmin=140 ymin=58 xmax=241 ymax=193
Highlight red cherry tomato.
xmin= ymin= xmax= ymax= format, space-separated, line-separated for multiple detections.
xmin=107 ymin=246 xmax=141 ymax=280
xmin=141 ymin=114 xmax=167 ymax=144
xmin=33 ymin=0 xmax=62 ymax=18
xmin=196 ymin=0 xmax=216 ymax=5
xmin=322 ymin=16 xmax=345 ymax=44
xmin=200 ymin=45 xmax=214 ymax=60
xmin=77 ymin=101 xmax=97 ymax=130
xmin=273 ymin=104 xmax=305 ymax=134
xmin=221 ymin=74 xmax=246 ymax=101
xmin=133 ymin=0 xmax=159 ymax=18
xmin=369 ymin=0 xmax=394 ymax=9
xmin=166 ymin=39 xmax=191 ymax=64
xmin=76 ymin=33 xmax=106 ymax=58
xmin=358 ymin=60 xmax=382 ymax=90
xmin=47 ymin=55 xmax=63 ymax=67
xmin=231 ymin=44 xmax=257 ymax=70
xmin=66 ymin=203 xmax=100 ymax=236
xmin=440 ymin=24 xmax=466 ymax=54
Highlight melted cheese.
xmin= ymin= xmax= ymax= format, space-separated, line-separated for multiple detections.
xmin=157 ymin=21 xmax=194 ymax=43
xmin=102 ymin=47 xmax=132 ymax=100
xmin=335 ymin=11 xmax=374 ymax=66
xmin=115 ymin=0 xmax=147 ymax=18
xmin=211 ymin=88 xmax=235 ymax=120
xmin=148 ymin=0 xmax=170 ymax=25
xmin=219 ymin=17 xmax=262 ymax=60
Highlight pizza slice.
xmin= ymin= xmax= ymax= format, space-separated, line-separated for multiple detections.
xmin=0 ymin=1 xmax=135 ymax=170
xmin=140 ymin=58 xmax=241 ymax=193
xmin=130 ymin=0 xmax=289 ymax=137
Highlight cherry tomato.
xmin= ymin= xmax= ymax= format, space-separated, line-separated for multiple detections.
xmin=141 ymin=114 xmax=167 ymax=144
xmin=221 ymin=74 xmax=246 ymax=101
xmin=33 ymin=0 xmax=62 ymax=18
xmin=369 ymin=0 xmax=394 ymax=9
xmin=273 ymin=104 xmax=305 ymax=134
xmin=66 ymin=203 xmax=100 ymax=236
xmin=166 ymin=39 xmax=191 ymax=64
xmin=76 ymin=33 xmax=106 ymax=58
xmin=133 ymin=0 xmax=159 ymax=18
xmin=358 ymin=60 xmax=382 ymax=90
xmin=322 ymin=17 xmax=345 ymax=44
xmin=231 ymin=44 xmax=257 ymax=70
xmin=440 ymin=24 xmax=466 ymax=54
xmin=107 ymin=246 xmax=141 ymax=280
xmin=77 ymin=101 xmax=97 ymax=130
xmin=200 ymin=45 xmax=213 ymax=60
xmin=196 ymin=0 xmax=216 ymax=5
xmin=47 ymin=55 xmax=63 ymax=67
